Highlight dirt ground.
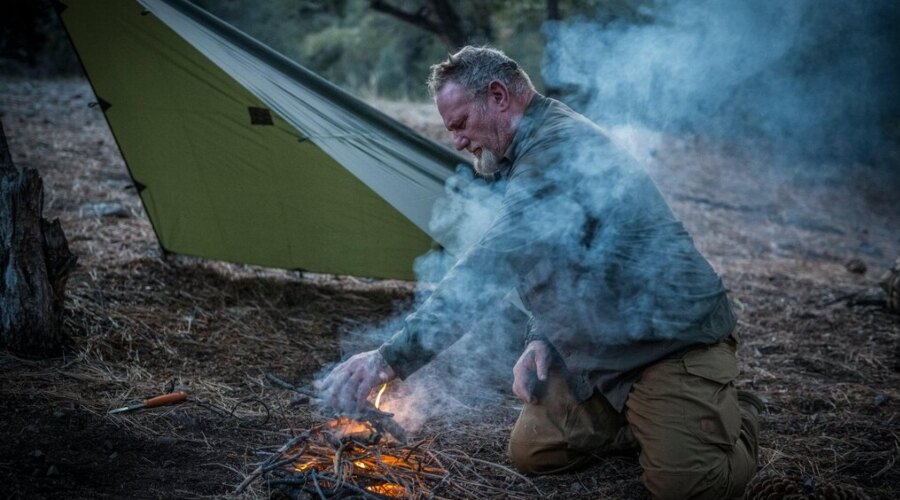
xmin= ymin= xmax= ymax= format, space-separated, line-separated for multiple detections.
xmin=1 ymin=75 xmax=898 ymax=499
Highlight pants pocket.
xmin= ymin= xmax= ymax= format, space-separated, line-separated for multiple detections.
xmin=681 ymin=344 xmax=742 ymax=447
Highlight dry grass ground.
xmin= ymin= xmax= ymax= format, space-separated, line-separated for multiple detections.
xmin=0 ymin=76 xmax=898 ymax=499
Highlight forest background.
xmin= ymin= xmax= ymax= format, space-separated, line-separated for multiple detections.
xmin=4 ymin=0 xmax=899 ymax=165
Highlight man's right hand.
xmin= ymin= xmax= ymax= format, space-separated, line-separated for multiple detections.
xmin=317 ymin=349 xmax=396 ymax=415
xmin=512 ymin=340 xmax=553 ymax=404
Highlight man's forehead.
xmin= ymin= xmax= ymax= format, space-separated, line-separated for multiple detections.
xmin=435 ymin=82 xmax=473 ymax=122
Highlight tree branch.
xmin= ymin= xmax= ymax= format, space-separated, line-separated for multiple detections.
xmin=369 ymin=0 xmax=467 ymax=49
xmin=370 ymin=1 xmax=443 ymax=36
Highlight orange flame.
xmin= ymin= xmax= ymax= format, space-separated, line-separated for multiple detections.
xmin=327 ymin=416 xmax=377 ymax=441
xmin=295 ymin=460 xmax=323 ymax=472
xmin=374 ymin=383 xmax=387 ymax=409
xmin=366 ymin=482 xmax=406 ymax=497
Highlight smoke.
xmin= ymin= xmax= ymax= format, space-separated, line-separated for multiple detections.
xmin=323 ymin=0 xmax=899 ymax=431
xmin=543 ymin=0 xmax=900 ymax=162
xmin=333 ymin=168 xmax=526 ymax=430
xmin=413 ymin=166 xmax=505 ymax=283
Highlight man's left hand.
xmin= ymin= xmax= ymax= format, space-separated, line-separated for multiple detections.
xmin=318 ymin=349 xmax=396 ymax=415
xmin=512 ymin=340 xmax=552 ymax=404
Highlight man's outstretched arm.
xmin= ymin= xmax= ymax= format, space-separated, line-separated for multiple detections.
xmin=320 ymin=165 xmax=558 ymax=414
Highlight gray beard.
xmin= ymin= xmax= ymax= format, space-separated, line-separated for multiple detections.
xmin=473 ymin=148 xmax=500 ymax=176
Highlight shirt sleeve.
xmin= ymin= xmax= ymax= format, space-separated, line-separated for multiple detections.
xmin=379 ymin=160 xmax=567 ymax=379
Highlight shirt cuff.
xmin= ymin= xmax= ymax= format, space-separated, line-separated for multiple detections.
xmin=378 ymin=330 xmax=419 ymax=380
xmin=524 ymin=316 xmax=549 ymax=346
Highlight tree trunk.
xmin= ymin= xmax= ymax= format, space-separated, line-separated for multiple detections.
xmin=547 ymin=0 xmax=561 ymax=21
xmin=370 ymin=0 xmax=468 ymax=49
xmin=0 ymin=119 xmax=76 ymax=355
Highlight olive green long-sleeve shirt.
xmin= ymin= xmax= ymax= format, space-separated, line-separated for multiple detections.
xmin=380 ymin=94 xmax=736 ymax=411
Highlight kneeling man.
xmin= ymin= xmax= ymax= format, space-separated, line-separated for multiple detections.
xmin=320 ymin=46 xmax=761 ymax=500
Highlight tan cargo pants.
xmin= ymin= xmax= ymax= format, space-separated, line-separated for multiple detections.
xmin=508 ymin=337 xmax=759 ymax=500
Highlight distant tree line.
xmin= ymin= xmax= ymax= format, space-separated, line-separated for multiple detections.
xmin=3 ymin=0 xmax=895 ymax=160
xmin=0 ymin=0 xmax=654 ymax=97
xmin=0 ymin=0 xmax=81 ymax=77
xmin=173 ymin=0 xmax=654 ymax=99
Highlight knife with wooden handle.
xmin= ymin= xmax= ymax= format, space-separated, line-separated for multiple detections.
xmin=108 ymin=391 xmax=188 ymax=414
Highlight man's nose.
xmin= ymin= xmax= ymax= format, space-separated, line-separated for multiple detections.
xmin=453 ymin=134 xmax=469 ymax=151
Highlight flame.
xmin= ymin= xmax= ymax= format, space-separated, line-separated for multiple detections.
xmin=366 ymin=482 xmax=406 ymax=497
xmin=374 ymin=383 xmax=387 ymax=409
xmin=295 ymin=460 xmax=322 ymax=472
xmin=328 ymin=416 xmax=375 ymax=435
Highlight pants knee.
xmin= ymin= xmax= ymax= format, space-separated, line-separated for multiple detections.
xmin=642 ymin=467 xmax=727 ymax=500
xmin=643 ymin=456 xmax=758 ymax=500
xmin=507 ymin=438 xmax=581 ymax=475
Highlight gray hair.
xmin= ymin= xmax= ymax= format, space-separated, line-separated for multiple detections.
xmin=427 ymin=46 xmax=534 ymax=99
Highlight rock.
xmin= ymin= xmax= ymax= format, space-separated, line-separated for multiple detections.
xmin=78 ymin=201 xmax=130 ymax=218
xmin=46 ymin=465 xmax=59 ymax=477
xmin=845 ymin=259 xmax=867 ymax=274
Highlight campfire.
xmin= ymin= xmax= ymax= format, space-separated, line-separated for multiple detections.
xmin=241 ymin=377 xmax=542 ymax=499
xmin=236 ymin=383 xmax=446 ymax=498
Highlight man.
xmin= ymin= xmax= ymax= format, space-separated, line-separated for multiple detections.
xmin=320 ymin=46 xmax=761 ymax=499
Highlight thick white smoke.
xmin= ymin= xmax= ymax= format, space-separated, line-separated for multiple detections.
xmin=324 ymin=0 xmax=900 ymax=432
xmin=543 ymin=0 xmax=900 ymax=162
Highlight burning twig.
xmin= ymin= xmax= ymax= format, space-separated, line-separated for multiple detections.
xmin=356 ymin=407 xmax=408 ymax=445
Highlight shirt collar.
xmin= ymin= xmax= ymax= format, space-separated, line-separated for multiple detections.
xmin=502 ymin=93 xmax=549 ymax=166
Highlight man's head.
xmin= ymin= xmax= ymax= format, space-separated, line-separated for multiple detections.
xmin=428 ymin=46 xmax=535 ymax=176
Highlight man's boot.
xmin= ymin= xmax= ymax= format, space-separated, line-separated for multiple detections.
xmin=737 ymin=390 xmax=763 ymax=466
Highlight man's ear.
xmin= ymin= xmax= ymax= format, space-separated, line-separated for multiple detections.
xmin=487 ymin=80 xmax=510 ymax=111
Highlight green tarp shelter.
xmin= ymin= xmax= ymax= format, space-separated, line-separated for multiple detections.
xmin=57 ymin=0 xmax=468 ymax=280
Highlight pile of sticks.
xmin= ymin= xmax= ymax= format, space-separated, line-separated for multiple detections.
xmin=236 ymin=421 xmax=445 ymax=498
xmin=236 ymin=421 xmax=543 ymax=499
xmin=246 ymin=374 xmax=542 ymax=498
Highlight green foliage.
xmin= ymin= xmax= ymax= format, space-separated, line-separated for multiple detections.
xmin=191 ymin=0 xmax=657 ymax=100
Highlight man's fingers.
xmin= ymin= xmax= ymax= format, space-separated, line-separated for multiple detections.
xmin=512 ymin=375 xmax=528 ymax=402
xmin=337 ymin=373 xmax=362 ymax=414
xmin=319 ymin=356 xmax=355 ymax=394
xmin=317 ymin=350 xmax=395 ymax=415
xmin=534 ymin=345 xmax=550 ymax=381
xmin=354 ymin=375 xmax=374 ymax=413
xmin=330 ymin=365 xmax=360 ymax=413
xmin=512 ymin=349 xmax=538 ymax=404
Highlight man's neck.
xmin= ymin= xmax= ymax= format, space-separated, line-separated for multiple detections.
xmin=506 ymin=90 xmax=537 ymax=146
